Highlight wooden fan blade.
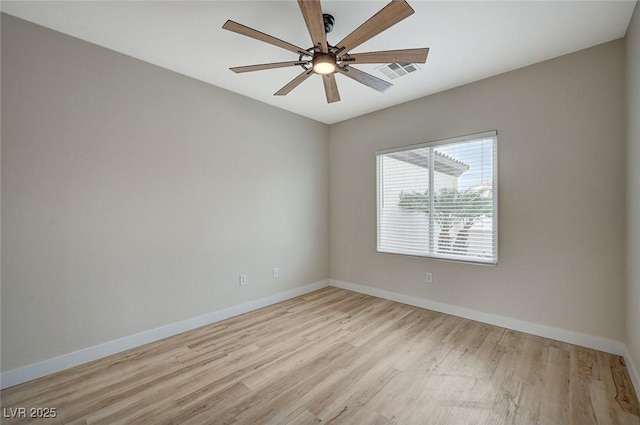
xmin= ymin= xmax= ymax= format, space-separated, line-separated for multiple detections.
xmin=337 ymin=66 xmax=393 ymax=93
xmin=322 ymin=74 xmax=340 ymax=103
xmin=336 ymin=0 xmax=414 ymax=53
xmin=231 ymin=61 xmax=310 ymax=73
xmin=298 ymin=0 xmax=328 ymax=53
xmin=222 ymin=20 xmax=310 ymax=56
xmin=274 ymin=68 xmax=314 ymax=96
xmin=345 ymin=48 xmax=429 ymax=65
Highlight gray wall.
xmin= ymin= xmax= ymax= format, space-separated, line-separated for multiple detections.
xmin=1 ymin=14 xmax=329 ymax=371
xmin=627 ymin=2 xmax=640 ymax=381
xmin=329 ymin=40 xmax=627 ymax=341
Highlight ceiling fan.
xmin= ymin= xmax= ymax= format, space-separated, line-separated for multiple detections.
xmin=222 ymin=0 xmax=429 ymax=103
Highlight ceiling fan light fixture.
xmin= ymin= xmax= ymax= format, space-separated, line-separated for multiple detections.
xmin=312 ymin=53 xmax=337 ymax=75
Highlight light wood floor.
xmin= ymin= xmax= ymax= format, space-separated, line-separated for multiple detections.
xmin=1 ymin=287 xmax=638 ymax=425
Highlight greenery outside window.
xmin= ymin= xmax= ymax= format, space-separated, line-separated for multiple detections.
xmin=376 ymin=131 xmax=498 ymax=264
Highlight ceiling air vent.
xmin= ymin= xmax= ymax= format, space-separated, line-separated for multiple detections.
xmin=377 ymin=63 xmax=420 ymax=80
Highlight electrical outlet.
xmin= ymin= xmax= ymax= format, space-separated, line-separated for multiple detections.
xmin=239 ymin=274 xmax=247 ymax=286
xmin=426 ymin=272 xmax=433 ymax=284
xmin=273 ymin=268 xmax=279 ymax=278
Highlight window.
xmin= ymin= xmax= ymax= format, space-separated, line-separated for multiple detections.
xmin=376 ymin=131 xmax=497 ymax=264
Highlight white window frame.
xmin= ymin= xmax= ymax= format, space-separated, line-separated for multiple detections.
xmin=376 ymin=131 xmax=498 ymax=265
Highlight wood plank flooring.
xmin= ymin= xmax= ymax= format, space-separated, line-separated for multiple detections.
xmin=1 ymin=287 xmax=638 ymax=425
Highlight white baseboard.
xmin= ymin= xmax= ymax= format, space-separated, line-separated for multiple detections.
xmin=329 ymin=279 xmax=626 ymax=356
xmin=624 ymin=346 xmax=640 ymax=400
xmin=0 ymin=280 xmax=330 ymax=390
xmin=3 ymin=278 xmax=636 ymax=400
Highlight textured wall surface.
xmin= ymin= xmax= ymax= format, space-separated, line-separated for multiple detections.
xmin=626 ymin=2 xmax=640 ymax=386
xmin=330 ymin=40 xmax=626 ymax=341
xmin=1 ymin=14 xmax=329 ymax=371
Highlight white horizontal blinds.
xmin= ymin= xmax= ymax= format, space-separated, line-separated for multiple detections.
xmin=431 ymin=138 xmax=496 ymax=262
xmin=378 ymin=148 xmax=431 ymax=256
xmin=377 ymin=132 xmax=497 ymax=264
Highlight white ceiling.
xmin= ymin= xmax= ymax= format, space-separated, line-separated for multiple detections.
xmin=1 ymin=1 xmax=636 ymax=124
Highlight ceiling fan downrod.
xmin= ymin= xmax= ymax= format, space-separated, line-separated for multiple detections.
xmin=323 ymin=14 xmax=334 ymax=34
